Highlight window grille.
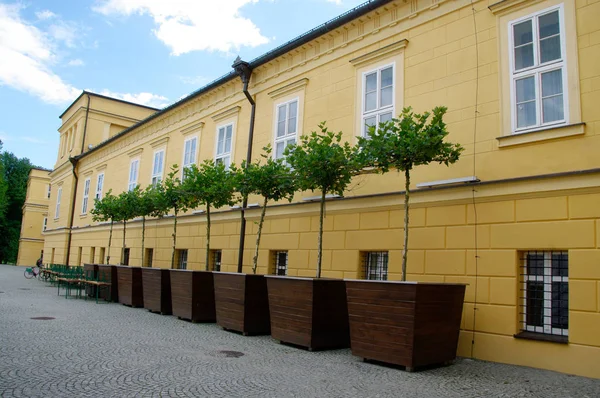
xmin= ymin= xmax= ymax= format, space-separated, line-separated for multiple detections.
xmin=363 ymin=251 xmax=388 ymax=281
xmin=520 ymin=251 xmax=568 ymax=337
xmin=271 ymin=251 xmax=288 ymax=276
xmin=177 ymin=249 xmax=188 ymax=270
xmin=211 ymin=250 xmax=222 ymax=271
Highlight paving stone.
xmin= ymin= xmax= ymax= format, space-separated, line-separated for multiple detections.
xmin=0 ymin=264 xmax=599 ymax=397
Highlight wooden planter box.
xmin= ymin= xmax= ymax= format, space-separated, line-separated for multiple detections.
xmin=214 ymin=272 xmax=270 ymax=336
xmin=97 ymin=264 xmax=118 ymax=302
xmin=116 ymin=266 xmax=144 ymax=308
xmin=142 ymin=268 xmax=172 ymax=315
xmin=83 ymin=263 xmax=98 ymax=297
xmin=266 ymin=276 xmax=350 ymax=351
xmin=170 ymin=270 xmax=215 ymax=322
xmin=345 ymin=280 xmax=466 ymax=371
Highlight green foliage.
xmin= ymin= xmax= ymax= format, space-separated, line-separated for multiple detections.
xmin=284 ymin=123 xmax=363 ymax=197
xmin=115 ymin=188 xmax=141 ymax=223
xmin=358 ymin=107 xmax=463 ymax=173
xmin=0 ymin=148 xmax=33 ymax=263
xmin=90 ymin=190 xmax=120 ymax=223
xmin=152 ymin=165 xmax=195 ymax=216
xmin=182 ymin=160 xmax=238 ymax=210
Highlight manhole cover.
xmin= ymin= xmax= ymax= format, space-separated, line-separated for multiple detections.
xmin=18 ymin=288 xmax=31 ymax=291
xmin=218 ymin=350 xmax=244 ymax=358
xmin=30 ymin=317 xmax=55 ymax=320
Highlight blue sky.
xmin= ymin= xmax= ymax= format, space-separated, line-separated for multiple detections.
xmin=0 ymin=0 xmax=365 ymax=169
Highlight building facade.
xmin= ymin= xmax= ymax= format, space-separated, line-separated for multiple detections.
xmin=23 ymin=0 xmax=600 ymax=378
xmin=16 ymin=168 xmax=51 ymax=266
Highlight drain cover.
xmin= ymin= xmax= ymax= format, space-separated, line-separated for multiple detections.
xmin=218 ymin=350 xmax=244 ymax=358
xmin=30 ymin=317 xmax=55 ymax=320
xmin=18 ymin=288 xmax=31 ymax=291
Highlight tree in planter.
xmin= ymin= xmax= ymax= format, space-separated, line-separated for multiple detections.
xmin=359 ymin=106 xmax=463 ymax=281
xmin=182 ymin=160 xmax=237 ymax=271
xmin=115 ymin=189 xmax=139 ymax=265
xmin=284 ymin=123 xmax=363 ymax=278
xmin=232 ymin=146 xmax=296 ymax=274
xmin=90 ymin=190 xmax=121 ymax=264
xmin=134 ymin=185 xmax=165 ymax=267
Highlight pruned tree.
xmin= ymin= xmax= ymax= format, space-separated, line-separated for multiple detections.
xmin=182 ymin=160 xmax=237 ymax=271
xmin=134 ymin=185 xmax=162 ymax=267
xmin=284 ymin=123 xmax=363 ymax=278
xmin=232 ymin=145 xmax=296 ymax=274
xmin=90 ymin=190 xmax=120 ymax=264
xmin=115 ymin=188 xmax=142 ymax=265
xmin=359 ymin=106 xmax=463 ymax=281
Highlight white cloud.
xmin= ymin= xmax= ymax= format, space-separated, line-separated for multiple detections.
xmin=93 ymin=0 xmax=269 ymax=55
xmin=35 ymin=10 xmax=57 ymax=20
xmin=326 ymin=0 xmax=343 ymax=4
xmin=48 ymin=21 xmax=80 ymax=48
xmin=67 ymin=58 xmax=85 ymax=67
xmin=95 ymin=90 xmax=170 ymax=108
xmin=179 ymin=75 xmax=210 ymax=86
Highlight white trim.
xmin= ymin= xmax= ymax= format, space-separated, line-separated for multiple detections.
xmin=508 ymin=4 xmax=568 ymax=134
xmin=55 ymin=187 xmax=62 ymax=219
xmin=95 ymin=173 xmax=104 ymax=201
xmin=273 ymin=97 xmax=300 ymax=160
xmin=128 ymin=158 xmax=140 ymax=191
xmin=360 ymin=62 xmax=395 ymax=137
xmin=416 ymin=176 xmax=480 ymax=188
xmin=81 ymin=178 xmax=91 ymax=215
xmin=181 ymin=135 xmax=198 ymax=179
xmin=214 ymin=122 xmax=235 ymax=169
xmin=42 ymin=217 xmax=47 ymax=232
xmin=151 ymin=149 xmax=165 ymax=185
xmin=46 ymin=184 xmax=51 ymax=199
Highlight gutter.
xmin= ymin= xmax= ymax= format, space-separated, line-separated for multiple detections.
xmin=72 ymin=0 xmax=395 ymax=162
xmin=232 ymin=57 xmax=256 ymax=273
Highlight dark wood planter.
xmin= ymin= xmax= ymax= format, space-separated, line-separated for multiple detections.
xmin=266 ymin=276 xmax=350 ymax=351
xmin=142 ymin=268 xmax=172 ymax=315
xmin=97 ymin=264 xmax=118 ymax=302
xmin=345 ymin=280 xmax=466 ymax=371
xmin=214 ymin=272 xmax=270 ymax=336
xmin=83 ymin=263 xmax=98 ymax=297
xmin=170 ymin=270 xmax=215 ymax=322
xmin=116 ymin=266 xmax=144 ymax=308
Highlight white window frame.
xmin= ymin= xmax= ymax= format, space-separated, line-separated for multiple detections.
xmin=361 ymin=63 xmax=395 ymax=137
xmin=42 ymin=217 xmax=47 ymax=232
xmin=181 ymin=136 xmax=198 ymax=179
xmin=273 ymin=98 xmax=299 ymax=160
xmin=215 ymin=123 xmax=234 ymax=169
xmin=178 ymin=249 xmax=188 ymax=270
xmin=55 ymin=187 xmax=62 ymax=219
xmin=46 ymin=184 xmax=51 ymax=199
xmin=522 ymin=251 xmax=569 ymax=336
xmin=151 ymin=149 xmax=165 ymax=186
xmin=81 ymin=178 xmax=91 ymax=215
xmin=508 ymin=4 xmax=568 ymax=134
xmin=95 ymin=173 xmax=104 ymax=201
xmin=128 ymin=158 xmax=140 ymax=191
xmin=273 ymin=251 xmax=288 ymax=276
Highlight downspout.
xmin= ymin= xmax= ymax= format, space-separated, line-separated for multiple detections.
xmin=65 ymin=94 xmax=91 ymax=266
xmin=232 ymin=57 xmax=256 ymax=273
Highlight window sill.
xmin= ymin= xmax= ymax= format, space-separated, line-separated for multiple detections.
xmin=497 ymin=123 xmax=585 ymax=148
xmin=514 ymin=331 xmax=568 ymax=344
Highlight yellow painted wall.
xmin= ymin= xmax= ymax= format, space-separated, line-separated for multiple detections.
xmin=17 ymin=168 xmax=50 ymax=266
xmin=38 ymin=0 xmax=600 ymax=379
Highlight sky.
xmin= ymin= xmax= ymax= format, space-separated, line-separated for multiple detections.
xmin=0 ymin=0 xmax=366 ymax=169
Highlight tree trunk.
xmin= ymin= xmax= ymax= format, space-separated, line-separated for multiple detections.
xmin=401 ymin=169 xmax=411 ymax=281
xmin=121 ymin=220 xmax=127 ymax=265
xmin=171 ymin=209 xmax=178 ymax=269
xmin=141 ymin=216 xmax=146 ymax=267
xmin=316 ymin=190 xmax=326 ymax=278
xmin=107 ymin=220 xmax=113 ymax=264
xmin=205 ymin=205 xmax=211 ymax=271
xmin=252 ymin=197 xmax=268 ymax=274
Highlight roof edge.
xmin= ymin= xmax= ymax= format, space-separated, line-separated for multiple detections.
xmin=59 ymin=91 xmax=162 ymax=119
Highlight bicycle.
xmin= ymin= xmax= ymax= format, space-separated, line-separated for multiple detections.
xmin=24 ymin=265 xmax=49 ymax=281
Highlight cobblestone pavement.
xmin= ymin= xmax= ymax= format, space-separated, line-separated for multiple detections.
xmin=1 ymin=265 xmax=599 ymax=398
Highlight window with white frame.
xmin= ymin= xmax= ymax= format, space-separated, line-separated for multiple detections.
xmin=42 ymin=217 xmax=47 ymax=232
xmin=182 ymin=136 xmax=197 ymax=178
xmin=510 ymin=6 xmax=566 ymax=132
xmin=128 ymin=159 xmax=139 ymax=191
xmin=215 ymin=124 xmax=233 ymax=168
xmin=81 ymin=178 xmax=91 ymax=214
xmin=520 ymin=251 xmax=568 ymax=337
xmin=362 ymin=64 xmax=394 ymax=137
xmin=274 ymin=99 xmax=298 ymax=160
xmin=46 ymin=184 xmax=51 ymax=199
xmin=95 ymin=173 xmax=104 ymax=200
xmin=151 ymin=150 xmax=165 ymax=185
xmin=55 ymin=187 xmax=62 ymax=219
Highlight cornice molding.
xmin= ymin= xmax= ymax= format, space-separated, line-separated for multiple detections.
xmin=350 ymin=39 xmax=408 ymax=67
xmin=489 ymin=0 xmax=544 ymax=15
xmin=150 ymin=136 xmax=169 ymax=149
xmin=268 ymin=78 xmax=309 ymax=100
xmin=180 ymin=121 xmax=205 ymax=136
xmin=211 ymin=106 xmax=241 ymax=123
xmin=127 ymin=147 xmax=144 ymax=157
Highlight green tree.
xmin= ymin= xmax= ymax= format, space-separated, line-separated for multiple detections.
xmin=134 ymin=185 xmax=162 ymax=267
xmin=0 ymin=150 xmax=33 ymax=263
xmin=115 ymin=189 xmax=140 ymax=265
xmin=90 ymin=190 xmax=120 ymax=264
xmin=359 ymin=106 xmax=463 ymax=281
xmin=182 ymin=160 xmax=237 ymax=271
xmin=284 ymin=123 xmax=363 ymax=278
xmin=233 ymin=146 xmax=296 ymax=274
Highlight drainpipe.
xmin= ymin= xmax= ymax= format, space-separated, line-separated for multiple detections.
xmin=65 ymin=94 xmax=91 ymax=266
xmin=232 ymin=57 xmax=256 ymax=273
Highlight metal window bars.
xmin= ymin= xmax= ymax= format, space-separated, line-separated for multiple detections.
xmin=211 ymin=250 xmax=222 ymax=272
xmin=519 ymin=250 xmax=568 ymax=337
xmin=363 ymin=251 xmax=388 ymax=281
xmin=178 ymin=250 xmax=188 ymax=270
xmin=272 ymin=251 xmax=288 ymax=276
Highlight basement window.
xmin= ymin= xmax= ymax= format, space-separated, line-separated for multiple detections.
xmin=211 ymin=250 xmax=222 ymax=272
xmin=271 ymin=251 xmax=288 ymax=276
xmin=363 ymin=251 xmax=388 ymax=281
xmin=144 ymin=248 xmax=153 ymax=267
xmin=177 ymin=249 xmax=188 ymax=270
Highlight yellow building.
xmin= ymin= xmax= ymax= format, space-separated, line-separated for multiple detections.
xmin=22 ymin=0 xmax=600 ymax=378
xmin=16 ymin=167 xmax=51 ymax=266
